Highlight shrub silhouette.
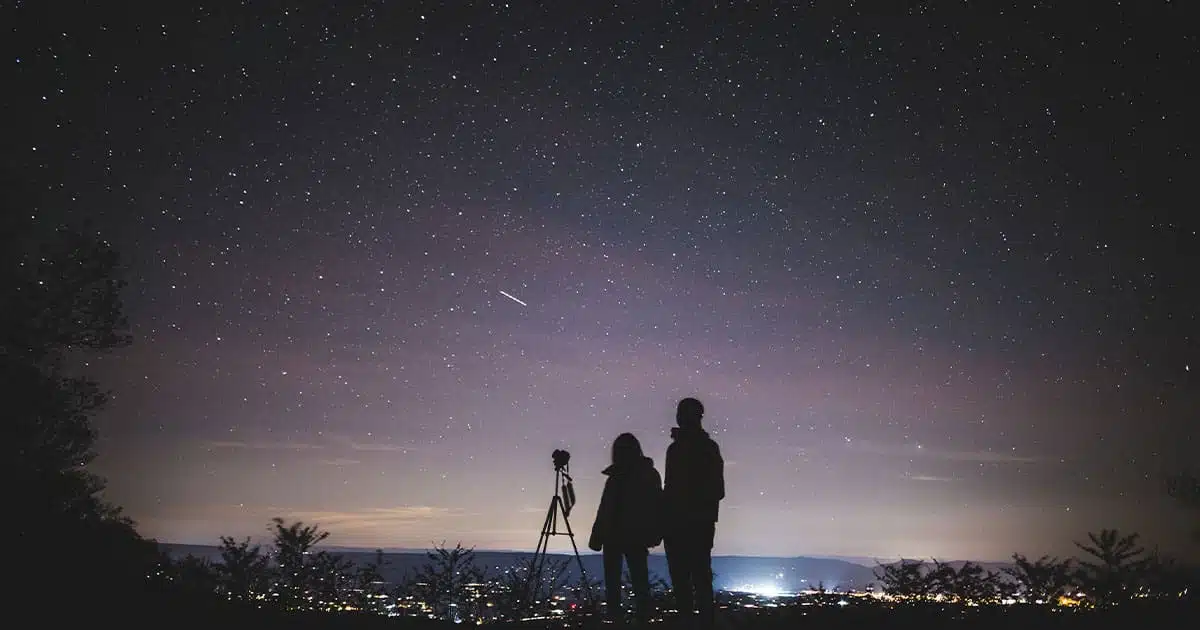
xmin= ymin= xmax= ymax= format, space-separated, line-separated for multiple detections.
xmin=927 ymin=560 xmax=1005 ymax=603
xmin=1073 ymin=529 xmax=1148 ymax=606
xmin=166 ymin=518 xmax=1199 ymax=622
xmin=167 ymin=553 xmax=222 ymax=598
xmin=1004 ymin=554 xmax=1075 ymax=605
xmin=349 ymin=549 xmax=390 ymax=614
xmin=269 ymin=517 xmax=356 ymax=611
xmin=402 ymin=542 xmax=487 ymax=621
xmin=494 ymin=555 xmax=573 ymax=620
xmin=493 ymin=557 xmax=538 ymax=620
xmin=874 ymin=558 xmax=938 ymax=600
xmin=215 ymin=536 xmax=271 ymax=603
xmin=160 ymin=518 xmax=389 ymax=615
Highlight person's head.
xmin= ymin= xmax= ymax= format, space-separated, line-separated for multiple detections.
xmin=611 ymin=432 xmax=644 ymax=466
xmin=676 ymin=397 xmax=704 ymax=430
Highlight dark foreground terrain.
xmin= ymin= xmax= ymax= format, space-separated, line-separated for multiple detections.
xmin=73 ymin=585 xmax=1198 ymax=630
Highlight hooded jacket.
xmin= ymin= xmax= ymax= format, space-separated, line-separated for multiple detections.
xmin=664 ymin=426 xmax=725 ymax=527
xmin=588 ymin=455 xmax=664 ymax=551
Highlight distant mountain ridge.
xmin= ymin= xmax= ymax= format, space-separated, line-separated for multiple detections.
xmin=161 ymin=544 xmax=1013 ymax=592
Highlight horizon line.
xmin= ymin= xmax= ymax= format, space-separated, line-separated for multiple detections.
xmin=156 ymin=541 xmax=1017 ymax=565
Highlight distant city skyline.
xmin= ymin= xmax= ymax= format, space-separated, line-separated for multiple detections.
xmin=9 ymin=2 xmax=1196 ymax=561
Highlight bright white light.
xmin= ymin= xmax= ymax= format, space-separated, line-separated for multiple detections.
xmin=736 ymin=583 xmax=785 ymax=597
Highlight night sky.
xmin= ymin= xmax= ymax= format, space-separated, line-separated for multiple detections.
xmin=6 ymin=1 xmax=1198 ymax=562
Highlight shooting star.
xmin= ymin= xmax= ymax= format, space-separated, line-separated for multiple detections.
xmin=498 ymin=290 xmax=528 ymax=307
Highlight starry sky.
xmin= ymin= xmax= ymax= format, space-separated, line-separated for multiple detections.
xmin=5 ymin=1 xmax=1198 ymax=562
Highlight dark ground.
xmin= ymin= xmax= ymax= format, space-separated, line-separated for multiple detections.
xmin=70 ymin=585 xmax=1198 ymax=630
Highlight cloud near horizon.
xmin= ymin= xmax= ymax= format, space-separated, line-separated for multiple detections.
xmin=325 ymin=433 xmax=422 ymax=453
xmin=202 ymin=433 xmax=419 ymax=454
xmin=281 ymin=506 xmax=471 ymax=534
xmin=342 ymin=441 xmax=417 ymax=453
xmin=907 ymin=474 xmax=957 ymax=483
xmin=205 ymin=440 xmax=322 ymax=451
xmin=320 ymin=458 xmax=362 ymax=466
xmin=268 ymin=506 xmax=553 ymax=549
xmin=135 ymin=503 xmax=516 ymax=549
xmin=846 ymin=439 xmax=1040 ymax=464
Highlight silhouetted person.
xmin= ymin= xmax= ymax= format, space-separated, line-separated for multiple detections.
xmin=663 ymin=398 xmax=725 ymax=629
xmin=588 ymin=432 xmax=664 ymax=625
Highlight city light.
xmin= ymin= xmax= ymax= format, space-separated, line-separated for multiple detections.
xmin=734 ymin=583 xmax=788 ymax=597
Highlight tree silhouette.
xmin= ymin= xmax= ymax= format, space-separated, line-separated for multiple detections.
xmin=6 ymin=226 xmax=131 ymax=509
xmin=159 ymin=519 xmax=390 ymax=614
xmin=1073 ymin=529 xmax=1148 ymax=606
xmin=1004 ymin=554 xmax=1075 ymax=604
xmin=348 ymin=549 xmax=390 ymax=614
xmin=4 ymin=219 xmax=156 ymax=605
xmin=874 ymin=559 xmax=937 ymax=600
xmin=268 ymin=517 xmax=354 ymax=611
xmin=165 ymin=554 xmax=222 ymax=598
xmin=215 ymin=536 xmax=270 ymax=603
xmin=404 ymin=542 xmax=486 ymax=622
xmin=927 ymin=560 xmax=1004 ymax=603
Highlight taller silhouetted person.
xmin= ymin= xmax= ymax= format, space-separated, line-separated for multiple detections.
xmin=663 ymin=397 xmax=725 ymax=630
xmin=589 ymin=432 xmax=664 ymax=625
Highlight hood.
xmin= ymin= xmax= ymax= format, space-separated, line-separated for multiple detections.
xmin=602 ymin=455 xmax=655 ymax=476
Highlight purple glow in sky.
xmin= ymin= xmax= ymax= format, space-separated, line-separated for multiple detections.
xmin=7 ymin=1 xmax=1197 ymax=561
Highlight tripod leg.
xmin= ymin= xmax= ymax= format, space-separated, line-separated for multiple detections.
xmin=556 ymin=500 xmax=594 ymax=605
xmin=525 ymin=499 xmax=558 ymax=605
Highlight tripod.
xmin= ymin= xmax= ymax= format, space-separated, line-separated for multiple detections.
xmin=525 ymin=463 xmax=593 ymax=607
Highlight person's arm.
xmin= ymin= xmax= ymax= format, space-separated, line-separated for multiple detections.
xmin=645 ymin=467 xmax=665 ymax=547
xmin=711 ymin=442 xmax=726 ymax=502
xmin=589 ymin=477 xmax=615 ymax=551
xmin=663 ymin=443 xmax=677 ymax=496
xmin=661 ymin=444 xmax=679 ymax=533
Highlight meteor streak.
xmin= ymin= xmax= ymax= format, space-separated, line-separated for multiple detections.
xmin=498 ymin=290 xmax=527 ymax=307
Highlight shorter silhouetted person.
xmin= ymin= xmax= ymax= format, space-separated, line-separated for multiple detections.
xmin=588 ymin=432 xmax=664 ymax=625
xmin=663 ymin=398 xmax=725 ymax=630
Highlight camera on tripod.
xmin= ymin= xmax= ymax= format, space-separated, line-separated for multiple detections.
xmin=525 ymin=447 xmax=593 ymax=604
xmin=549 ymin=449 xmax=577 ymax=516
xmin=552 ymin=449 xmax=571 ymax=471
